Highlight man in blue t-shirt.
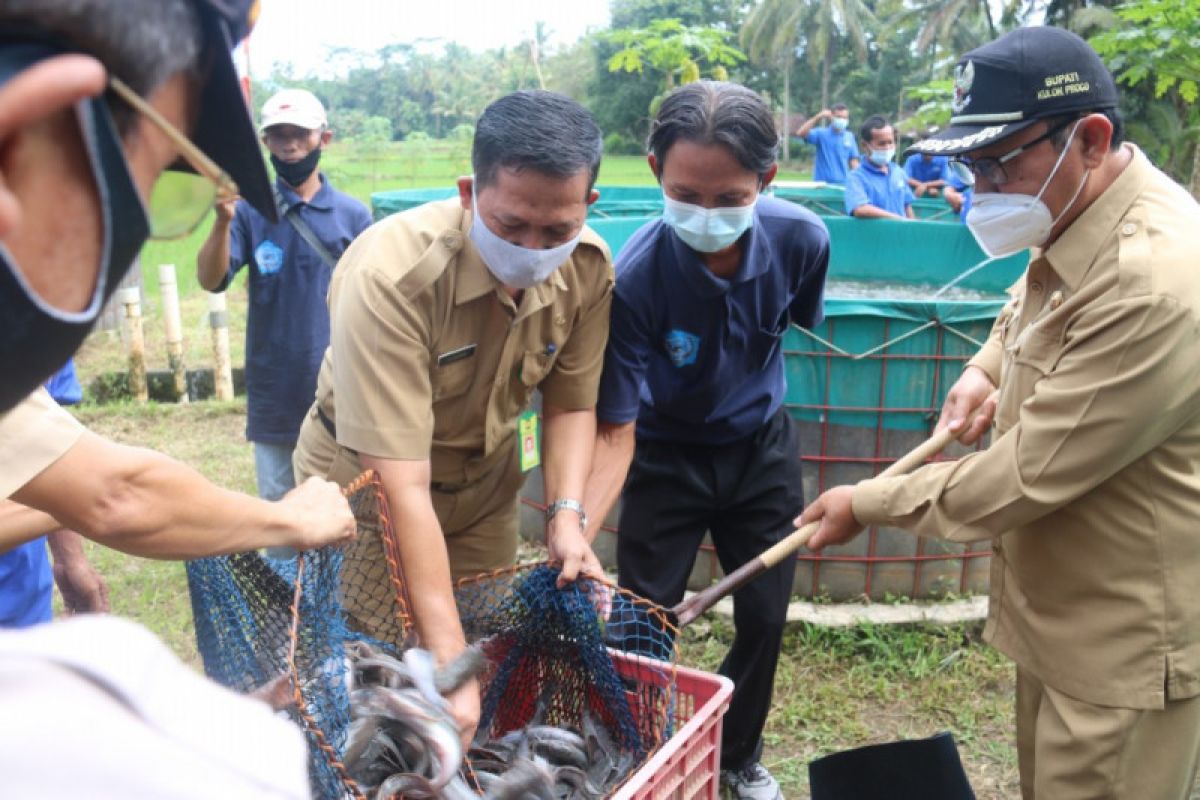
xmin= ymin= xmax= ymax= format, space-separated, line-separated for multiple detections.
xmin=903 ymin=152 xmax=949 ymax=197
xmin=197 ymin=89 xmax=372 ymax=501
xmin=1 ymin=360 xmax=109 ymax=628
xmin=586 ymin=82 xmax=829 ymax=800
xmin=845 ymin=114 xmax=915 ymax=219
xmin=794 ymin=102 xmax=860 ymax=185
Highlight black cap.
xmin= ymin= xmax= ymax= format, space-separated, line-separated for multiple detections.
xmin=182 ymin=0 xmax=276 ymax=222
xmin=908 ymin=26 xmax=1119 ymax=157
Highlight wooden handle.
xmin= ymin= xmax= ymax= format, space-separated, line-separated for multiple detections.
xmin=671 ymin=392 xmax=997 ymax=628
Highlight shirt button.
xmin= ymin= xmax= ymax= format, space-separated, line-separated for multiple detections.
xmin=1029 ymin=281 xmax=1043 ymax=293
xmin=442 ymin=231 xmax=463 ymax=250
xmin=1121 ymin=222 xmax=1137 ymax=236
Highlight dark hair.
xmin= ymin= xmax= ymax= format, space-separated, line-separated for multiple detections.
xmin=859 ymin=114 xmax=892 ymax=143
xmin=0 ymin=0 xmax=201 ymax=134
xmin=648 ymin=81 xmax=778 ymax=179
xmin=831 ymin=103 xmax=849 ymax=113
xmin=1047 ymin=108 xmax=1124 ymax=152
xmin=473 ymin=90 xmax=603 ymax=195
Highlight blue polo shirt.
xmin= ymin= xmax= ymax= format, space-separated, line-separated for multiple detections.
xmin=597 ymin=196 xmax=829 ymax=445
xmin=903 ymin=153 xmax=948 ymax=184
xmin=805 ymin=126 xmax=860 ymax=185
xmin=947 ymin=173 xmax=973 ymax=223
xmin=845 ymin=160 xmax=915 ymax=217
xmin=219 ymin=175 xmax=372 ymax=445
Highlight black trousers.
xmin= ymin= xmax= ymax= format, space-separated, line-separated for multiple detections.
xmin=617 ymin=407 xmax=803 ymax=770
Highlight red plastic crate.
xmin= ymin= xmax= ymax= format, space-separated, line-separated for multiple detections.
xmin=611 ymin=652 xmax=735 ymax=800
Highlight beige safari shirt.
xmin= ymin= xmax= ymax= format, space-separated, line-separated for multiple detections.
xmin=305 ymin=198 xmax=613 ymax=486
xmin=0 ymin=389 xmax=85 ymax=498
xmin=853 ymin=146 xmax=1200 ymax=709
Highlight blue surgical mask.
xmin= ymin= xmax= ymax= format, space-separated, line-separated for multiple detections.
xmin=469 ymin=185 xmax=582 ymax=289
xmin=869 ymin=148 xmax=895 ymax=167
xmin=0 ymin=42 xmax=150 ymax=412
xmin=831 ymin=117 xmax=849 ymax=132
xmin=661 ymin=194 xmax=756 ymax=254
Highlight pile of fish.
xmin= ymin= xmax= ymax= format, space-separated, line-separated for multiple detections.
xmin=342 ymin=641 xmax=639 ymax=799
xmin=468 ymin=706 xmax=636 ymax=799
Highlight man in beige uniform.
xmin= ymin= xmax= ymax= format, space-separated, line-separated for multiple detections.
xmin=799 ymin=27 xmax=1200 ymax=800
xmin=294 ymin=89 xmax=612 ymax=742
xmin=0 ymin=0 xmax=355 ymax=560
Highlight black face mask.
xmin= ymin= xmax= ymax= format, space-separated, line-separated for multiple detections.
xmin=0 ymin=43 xmax=150 ymax=413
xmin=270 ymin=147 xmax=321 ymax=188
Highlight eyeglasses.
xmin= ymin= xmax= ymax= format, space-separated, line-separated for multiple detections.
xmin=947 ymin=117 xmax=1077 ymax=187
xmin=108 ymin=76 xmax=240 ymax=240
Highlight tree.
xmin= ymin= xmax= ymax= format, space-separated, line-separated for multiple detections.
xmin=1091 ymin=0 xmax=1200 ymax=197
xmin=741 ymin=0 xmax=802 ymax=160
xmin=606 ymin=18 xmax=747 ymax=115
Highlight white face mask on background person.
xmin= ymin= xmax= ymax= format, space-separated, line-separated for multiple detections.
xmin=661 ymin=193 xmax=756 ymax=254
xmin=831 ymin=117 xmax=849 ymax=131
xmin=868 ymin=148 xmax=895 ymax=167
xmin=965 ymin=120 xmax=1090 ymax=258
xmin=469 ymin=186 xmax=583 ymax=289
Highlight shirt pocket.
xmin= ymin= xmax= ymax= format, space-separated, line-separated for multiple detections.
xmin=996 ymin=327 xmax=1060 ymax=432
xmin=431 ymin=357 xmax=475 ymax=402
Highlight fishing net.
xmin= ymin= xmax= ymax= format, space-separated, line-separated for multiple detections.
xmin=188 ymin=472 xmax=683 ymax=798
xmin=187 ymin=472 xmax=414 ymax=799
xmin=456 ymin=563 xmax=681 ymax=792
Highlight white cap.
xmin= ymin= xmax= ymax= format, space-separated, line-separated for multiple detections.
xmin=259 ymin=88 xmax=327 ymax=133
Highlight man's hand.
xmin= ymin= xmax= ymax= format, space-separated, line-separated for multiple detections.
xmin=213 ymin=196 xmax=239 ymax=225
xmin=819 ymin=108 xmax=832 ymax=120
xmin=795 ymin=486 xmax=863 ymax=552
xmin=936 ymin=365 xmax=998 ymax=445
xmin=52 ymin=547 xmax=109 ymax=614
xmin=547 ymin=513 xmax=604 ymax=588
xmin=914 ymin=182 xmax=929 ymax=197
xmin=276 ymin=477 xmax=357 ymax=550
xmin=445 ymin=676 xmax=481 ymax=750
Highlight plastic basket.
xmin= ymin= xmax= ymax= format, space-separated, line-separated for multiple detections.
xmin=613 ymin=653 xmax=735 ymax=800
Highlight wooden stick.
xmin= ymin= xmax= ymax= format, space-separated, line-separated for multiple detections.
xmin=208 ymin=292 xmax=234 ymax=401
xmin=120 ymin=287 xmax=148 ymax=403
xmin=672 ymin=394 xmax=997 ymax=627
xmin=158 ymin=264 xmax=189 ymax=403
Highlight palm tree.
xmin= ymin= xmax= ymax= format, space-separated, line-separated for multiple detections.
xmin=741 ymin=0 xmax=802 ymax=160
xmin=743 ymin=0 xmax=877 ymax=119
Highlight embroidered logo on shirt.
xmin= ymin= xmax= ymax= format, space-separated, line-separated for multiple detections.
xmin=255 ymin=240 xmax=285 ymax=275
xmin=663 ymin=329 xmax=700 ymax=367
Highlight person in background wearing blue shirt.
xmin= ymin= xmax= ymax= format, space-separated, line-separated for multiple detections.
xmin=197 ymin=89 xmax=372 ymax=501
xmin=944 ymin=171 xmax=974 ymax=223
xmin=585 ymin=81 xmax=830 ymax=800
xmin=794 ymin=102 xmax=860 ymax=185
xmin=1 ymin=359 xmax=108 ymax=627
xmin=903 ymin=151 xmax=949 ymax=198
xmin=845 ymin=114 xmax=915 ymax=219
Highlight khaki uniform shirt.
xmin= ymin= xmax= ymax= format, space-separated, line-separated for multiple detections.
xmin=853 ymin=146 xmax=1200 ymax=709
xmin=299 ymin=198 xmax=613 ymax=487
xmin=0 ymin=389 xmax=85 ymax=498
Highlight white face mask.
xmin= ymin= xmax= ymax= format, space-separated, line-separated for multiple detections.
xmin=965 ymin=120 xmax=1090 ymax=258
xmin=661 ymin=193 xmax=756 ymax=254
xmin=468 ymin=185 xmax=583 ymax=289
xmin=868 ymin=148 xmax=895 ymax=167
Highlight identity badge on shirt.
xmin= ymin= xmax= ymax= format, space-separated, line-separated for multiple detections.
xmin=518 ymin=409 xmax=540 ymax=472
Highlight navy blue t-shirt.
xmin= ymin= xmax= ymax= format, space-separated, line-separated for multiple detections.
xmin=597 ymin=196 xmax=829 ymax=445
xmin=220 ymin=175 xmax=372 ymax=445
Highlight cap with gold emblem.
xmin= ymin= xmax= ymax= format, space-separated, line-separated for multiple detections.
xmin=908 ymin=26 xmax=1119 ymax=157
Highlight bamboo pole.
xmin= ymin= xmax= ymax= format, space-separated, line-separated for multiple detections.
xmin=208 ymin=292 xmax=234 ymax=401
xmin=120 ymin=287 xmax=148 ymax=403
xmin=158 ymin=264 xmax=188 ymax=403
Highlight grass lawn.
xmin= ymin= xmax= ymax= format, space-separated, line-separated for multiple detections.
xmin=60 ymin=140 xmax=1024 ymax=798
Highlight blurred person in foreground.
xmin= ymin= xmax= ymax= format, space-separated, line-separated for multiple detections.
xmin=799 ymin=26 xmax=1200 ymax=800
xmin=0 ymin=2 xmax=363 ymax=796
xmin=585 ymin=81 xmax=829 ymax=800
xmin=293 ymin=90 xmax=613 ymax=746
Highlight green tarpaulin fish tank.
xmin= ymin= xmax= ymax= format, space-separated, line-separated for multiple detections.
xmin=371 ymin=187 xmax=1026 ymax=601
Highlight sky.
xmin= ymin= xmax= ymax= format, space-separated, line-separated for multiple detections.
xmin=246 ymin=0 xmax=612 ymax=78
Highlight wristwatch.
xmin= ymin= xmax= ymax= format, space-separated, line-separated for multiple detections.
xmin=545 ymin=498 xmax=588 ymax=531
